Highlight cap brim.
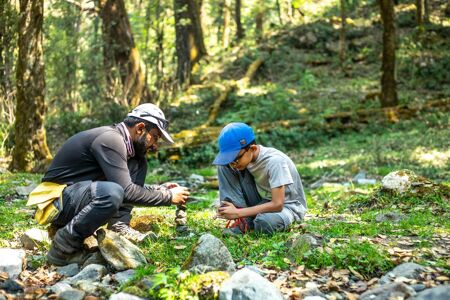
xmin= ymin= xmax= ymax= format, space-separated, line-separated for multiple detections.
xmin=213 ymin=149 xmax=241 ymax=165
xmin=158 ymin=126 xmax=174 ymax=144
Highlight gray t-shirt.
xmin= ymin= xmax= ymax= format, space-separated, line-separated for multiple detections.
xmin=247 ymin=145 xmax=307 ymax=216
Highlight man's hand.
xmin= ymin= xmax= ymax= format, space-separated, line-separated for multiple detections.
xmin=170 ymin=186 xmax=190 ymax=205
xmin=217 ymin=201 xmax=240 ymax=220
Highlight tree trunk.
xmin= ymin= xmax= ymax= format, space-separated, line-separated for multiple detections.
xmin=379 ymin=0 xmax=398 ymax=107
xmin=339 ymin=0 xmax=346 ymax=65
xmin=0 ymin=0 xmax=16 ymax=94
xmin=275 ymin=0 xmax=283 ymax=25
xmin=98 ymin=0 xmax=146 ymax=107
xmin=11 ymin=0 xmax=52 ymax=172
xmin=416 ymin=0 xmax=424 ymax=29
xmin=423 ymin=0 xmax=429 ymax=24
xmin=173 ymin=0 xmax=207 ymax=87
xmin=234 ymin=0 xmax=244 ymax=42
xmin=255 ymin=2 xmax=263 ymax=41
xmin=187 ymin=0 xmax=207 ymax=61
xmin=223 ymin=0 xmax=231 ymax=48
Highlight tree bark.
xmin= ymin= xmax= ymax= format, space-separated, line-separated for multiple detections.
xmin=11 ymin=0 xmax=52 ymax=172
xmin=379 ymin=0 xmax=398 ymax=107
xmin=423 ymin=0 xmax=429 ymax=24
xmin=339 ymin=0 xmax=346 ymax=65
xmin=234 ymin=0 xmax=244 ymax=42
xmin=416 ymin=0 xmax=424 ymax=29
xmin=223 ymin=0 xmax=231 ymax=48
xmin=255 ymin=5 xmax=263 ymax=41
xmin=173 ymin=0 xmax=207 ymax=87
xmin=98 ymin=0 xmax=146 ymax=107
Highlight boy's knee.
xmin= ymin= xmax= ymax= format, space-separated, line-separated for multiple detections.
xmin=253 ymin=215 xmax=285 ymax=234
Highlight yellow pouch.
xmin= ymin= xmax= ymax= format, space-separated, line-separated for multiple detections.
xmin=26 ymin=182 xmax=67 ymax=225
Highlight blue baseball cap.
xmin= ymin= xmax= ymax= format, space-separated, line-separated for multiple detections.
xmin=213 ymin=123 xmax=255 ymax=165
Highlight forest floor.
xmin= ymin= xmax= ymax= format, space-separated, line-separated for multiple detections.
xmin=1 ymin=2 xmax=449 ymax=299
xmin=1 ymin=115 xmax=449 ymax=298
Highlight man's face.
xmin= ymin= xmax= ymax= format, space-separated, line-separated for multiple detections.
xmin=134 ymin=127 xmax=161 ymax=158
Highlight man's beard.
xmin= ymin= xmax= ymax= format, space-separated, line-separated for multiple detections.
xmin=133 ymin=134 xmax=149 ymax=158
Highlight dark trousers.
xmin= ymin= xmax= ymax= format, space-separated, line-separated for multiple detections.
xmin=51 ymin=158 xmax=145 ymax=254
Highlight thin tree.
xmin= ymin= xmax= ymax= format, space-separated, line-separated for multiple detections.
xmin=379 ymin=0 xmax=398 ymax=107
xmin=173 ymin=0 xmax=207 ymax=87
xmin=97 ymin=0 xmax=146 ymax=107
xmin=339 ymin=0 xmax=347 ymax=65
xmin=416 ymin=0 xmax=424 ymax=31
xmin=223 ymin=0 xmax=231 ymax=48
xmin=234 ymin=0 xmax=245 ymax=42
xmin=11 ymin=0 xmax=52 ymax=172
xmin=255 ymin=0 xmax=264 ymax=41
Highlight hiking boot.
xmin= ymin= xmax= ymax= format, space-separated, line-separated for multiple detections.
xmin=109 ymin=222 xmax=158 ymax=243
xmin=47 ymin=244 xmax=89 ymax=266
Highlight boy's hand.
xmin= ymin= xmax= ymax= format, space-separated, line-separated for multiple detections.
xmin=162 ymin=182 xmax=180 ymax=189
xmin=171 ymin=186 xmax=190 ymax=205
xmin=217 ymin=201 xmax=240 ymax=220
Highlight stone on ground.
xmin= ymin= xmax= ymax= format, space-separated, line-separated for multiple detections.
xmin=412 ymin=285 xmax=450 ymax=300
xmin=219 ymin=268 xmax=283 ymax=300
xmin=96 ymin=228 xmax=147 ymax=271
xmin=20 ymin=228 xmax=50 ymax=250
xmin=56 ymin=263 xmax=79 ymax=277
xmin=183 ymin=233 xmax=235 ymax=273
xmin=49 ymin=282 xmax=73 ymax=294
xmin=380 ymin=262 xmax=425 ymax=285
xmin=15 ymin=183 xmax=37 ymax=196
xmin=64 ymin=264 xmax=107 ymax=285
xmin=114 ymin=269 xmax=136 ymax=285
xmin=0 ymin=248 xmax=26 ymax=279
xmin=381 ymin=170 xmax=415 ymax=193
xmin=58 ymin=289 xmax=86 ymax=300
xmin=375 ymin=212 xmax=404 ymax=223
xmin=109 ymin=292 xmax=146 ymax=300
xmin=360 ymin=282 xmax=416 ymax=300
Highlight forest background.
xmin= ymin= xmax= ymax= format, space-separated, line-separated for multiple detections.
xmin=0 ymin=0 xmax=449 ymax=298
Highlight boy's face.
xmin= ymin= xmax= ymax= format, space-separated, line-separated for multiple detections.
xmin=229 ymin=145 xmax=256 ymax=170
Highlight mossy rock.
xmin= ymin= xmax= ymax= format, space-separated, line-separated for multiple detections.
xmin=181 ymin=271 xmax=230 ymax=300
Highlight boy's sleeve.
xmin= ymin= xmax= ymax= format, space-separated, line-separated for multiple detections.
xmin=268 ymin=158 xmax=294 ymax=188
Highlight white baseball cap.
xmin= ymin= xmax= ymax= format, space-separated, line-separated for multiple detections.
xmin=127 ymin=103 xmax=174 ymax=144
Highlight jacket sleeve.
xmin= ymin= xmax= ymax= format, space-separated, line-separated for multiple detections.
xmin=90 ymin=132 xmax=172 ymax=206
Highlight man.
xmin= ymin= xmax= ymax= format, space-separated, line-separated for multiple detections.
xmin=32 ymin=103 xmax=190 ymax=266
xmin=213 ymin=123 xmax=306 ymax=235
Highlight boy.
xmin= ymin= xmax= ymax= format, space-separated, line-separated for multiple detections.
xmin=213 ymin=122 xmax=307 ymax=235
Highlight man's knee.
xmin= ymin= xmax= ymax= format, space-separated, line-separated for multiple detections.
xmin=253 ymin=214 xmax=286 ymax=234
xmin=95 ymin=182 xmax=124 ymax=211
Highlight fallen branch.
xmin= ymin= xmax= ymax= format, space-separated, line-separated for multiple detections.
xmin=168 ymin=99 xmax=449 ymax=152
xmin=203 ymin=57 xmax=264 ymax=127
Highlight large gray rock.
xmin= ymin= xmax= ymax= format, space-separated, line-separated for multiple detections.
xmin=412 ymin=285 xmax=450 ymax=300
xmin=109 ymin=292 xmax=146 ymax=300
xmin=219 ymin=268 xmax=283 ymax=300
xmin=97 ymin=229 xmax=147 ymax=271
xmin=360 ymin=282 xmax=416 ymax=300
xmin=380 ymin=262 xmax=425 ymax=285
xmin=64 ymin=264 xmax=107 ymax=285
xmin=0 ymin=248 xmax=26 ymax=279
xmin=20 ymin=228 xmax=50 ymax=250
xmin=184 ymin=233 xmax=235 ymax=273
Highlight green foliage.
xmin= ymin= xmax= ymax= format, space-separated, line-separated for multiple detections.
xmin=300 ymin=240 xmax=394 ymax=277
